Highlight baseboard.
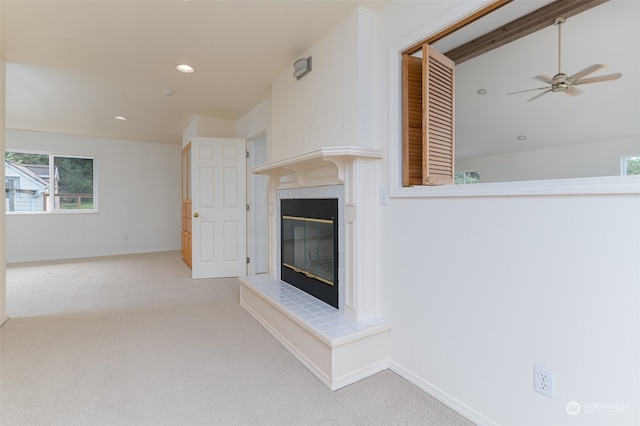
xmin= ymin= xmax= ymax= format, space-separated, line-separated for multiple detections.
xmin=332 ymin=358 xmax=389 ymax=391
xmin=388 ymin=360 xmax=497 ymax=426
xmin=6 ymin=249 xmax=181 ymax=266
xmin=240 ymin=296 xmax=333 ymax=388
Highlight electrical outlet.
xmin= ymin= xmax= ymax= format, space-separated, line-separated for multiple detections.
xmin=534 ymin=364 xmax=554 ymax=398
xmin=380 ymin=187 xmax=389 ymax=205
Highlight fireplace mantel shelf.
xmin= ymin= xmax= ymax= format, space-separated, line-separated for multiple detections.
xmin=252 ymin=146 xmax=383 ymax=185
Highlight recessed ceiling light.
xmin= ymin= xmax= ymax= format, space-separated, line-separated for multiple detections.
xmin=114 ymin=116 xmax=128 ymax=121
xmin=477 ymin=88 xmax=487 ymax=95
xmin=176 ymin=64 xmax=195 ymax=73
xmin=517 ymin=135 xmax=527 ymax=141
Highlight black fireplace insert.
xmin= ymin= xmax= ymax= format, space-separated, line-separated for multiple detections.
xmin=281 ymin=198 xmax=338 ymax=308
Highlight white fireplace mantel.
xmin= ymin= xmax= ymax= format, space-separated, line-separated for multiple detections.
xmin=252 ymin=146 xmax=384 ymax=190
xmin=253 ymin=146 xmax=383 ymax=322
xmin=239 ymin=146 xmax=389 ymax=390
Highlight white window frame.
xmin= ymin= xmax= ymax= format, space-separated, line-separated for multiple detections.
xmin=387 ymin=4 xmax=640 ymax=199
xmin=5 ymin=150 xmax=98 ymax=214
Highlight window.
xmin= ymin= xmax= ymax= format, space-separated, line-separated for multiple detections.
xmin=455 ymin=170 xmax=480 ymax=185
xmin=402 ymin=44 xmax=455 ymax=187
xmin=399 ymin=0 xmax=633 ymax=188
xmin=5 ymin=151 xmax=95 ymax=213
xmin=622 ymin=156 xmax=640 ymax=176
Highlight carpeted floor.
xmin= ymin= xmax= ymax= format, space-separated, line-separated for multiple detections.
xmin=0 ymin=251 xmax=474 ymax=426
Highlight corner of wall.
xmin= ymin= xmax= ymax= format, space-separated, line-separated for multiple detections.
xmin=236 ymin=96 xmax=271 ymax=141
xmin=0 ymin=1 xmax=9 ymax=325
xmin=194 ymin=115 xmax=237 ymax=139
xmin=182 ymin=116 xmax=199 ymax=147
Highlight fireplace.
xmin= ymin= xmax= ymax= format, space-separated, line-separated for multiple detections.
xmin=281 ymin=198 xmax=338 ymax=308
xmin=238 ymin=147 xmax=389 ymax=391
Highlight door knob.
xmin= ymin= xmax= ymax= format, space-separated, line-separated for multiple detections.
xmin=193 ymin=212 xmax=199 ymax=218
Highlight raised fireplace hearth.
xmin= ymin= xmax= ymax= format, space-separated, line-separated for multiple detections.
xmin=239 ymin=147 xmax=389 ymax=390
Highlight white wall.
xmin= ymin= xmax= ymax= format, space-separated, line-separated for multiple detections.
xmin=270 ymin=7 xmax=375 ymax=162
xmin=5 ymin=129 xmax=181 ymax=263
xmin=456 ymin=136 xmax=640 ymax=183
xmin=1 ymin=1 xmax=8 ymax=325
xmin=181 ymin=115 xmax=236 ymax=146
xmin=374 ymin=1 xmax=640 ymax=425
xmin=236 ymin=96 xmax=271 ymax=141
xmin=382 ymin=193 xmax=640 ymax=425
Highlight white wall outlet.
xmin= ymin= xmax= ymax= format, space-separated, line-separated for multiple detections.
xmin=534 ymin=364 xmax=554 ymax=398
xmin=380 ymin=187 xmax=389 ymax=205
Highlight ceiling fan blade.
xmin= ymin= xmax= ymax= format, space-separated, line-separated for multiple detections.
xmin=564 ymin=86 xmax=582 ymax=96
xmin=526 ymin=89 xmax=552 ymax=102
xmin=576 ymin=73 xmax=623 ymax=85
xmin=569 ymin=64 xmax=605 ymax=81
xmin=507 ymin=86 xmax=550 ymax=95
xmin=532 ymin=75 xmax=553 ymax=84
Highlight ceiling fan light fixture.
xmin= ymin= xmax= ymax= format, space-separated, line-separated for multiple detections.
xmin=176 ymin=64 xmax=195 ymax=74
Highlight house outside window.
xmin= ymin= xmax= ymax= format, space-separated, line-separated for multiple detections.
xmin=5 ymin=176 xmax=20 ymax=193
xmin=5 ymin=176 xmax=21 ymax=211
xmin=5 ymin=151 xmax=95 ymax=213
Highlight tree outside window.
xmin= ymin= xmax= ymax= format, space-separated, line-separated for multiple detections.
xmin=455 ymin=170 xmax=480 ymax=185
xmin=622 ymin=156 xmax=640 ymax=176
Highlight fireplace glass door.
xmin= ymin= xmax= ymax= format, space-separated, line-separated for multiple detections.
xmin=281 ymin=198 xmax=338 ymax=308
xmin=282 ymin=216 xmax=335 ymax=286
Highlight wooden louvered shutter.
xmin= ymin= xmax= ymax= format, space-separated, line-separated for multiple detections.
xmin=402 ymin=44 xmax=455 ymax=186
xmin=403 ymin=54 xmax=424 ymax=186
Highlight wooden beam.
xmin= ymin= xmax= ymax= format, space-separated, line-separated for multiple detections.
xmin=445 ymin=0 xmax=609 ymax=64
xmin=404 ymin=0 xmax=513 ymax=55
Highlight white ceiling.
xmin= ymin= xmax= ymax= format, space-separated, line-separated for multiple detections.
xmin=2 ymin=0 xmax=639 ymax=155
xmin=2 ymin=0 xmax=387 ymax=144
xmin=441 ymin=0 xmax=640 ymax=159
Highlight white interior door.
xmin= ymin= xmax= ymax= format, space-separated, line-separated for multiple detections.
xmin=191 ymin=137 xmax=247 ymax=279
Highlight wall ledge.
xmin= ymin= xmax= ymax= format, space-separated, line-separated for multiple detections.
xmin=392 ymin=176 xmax=640 ymax=198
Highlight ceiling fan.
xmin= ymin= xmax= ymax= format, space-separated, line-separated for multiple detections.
xmin=508 ymin=17 xmax=622 ymax=102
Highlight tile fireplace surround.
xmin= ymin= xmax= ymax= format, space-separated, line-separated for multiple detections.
xmin=239 ymin=147 xmax=390 ymax=390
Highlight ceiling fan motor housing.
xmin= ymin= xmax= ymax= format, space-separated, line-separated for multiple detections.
xmin=551 ymin=73 xmax=570 ymax=91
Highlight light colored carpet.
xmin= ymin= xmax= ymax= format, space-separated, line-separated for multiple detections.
xmin=1 ymin=251 xmax=474 ymax=426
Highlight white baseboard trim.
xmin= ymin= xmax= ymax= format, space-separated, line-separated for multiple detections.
xmin=388 ymin=360 xmax=497 ymax=426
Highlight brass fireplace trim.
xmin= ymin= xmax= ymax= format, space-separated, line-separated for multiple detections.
xmin=282 ymin=215 xmax=333 ymax=224
xmin=282 ymin=262 xmax=335 ymax=286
